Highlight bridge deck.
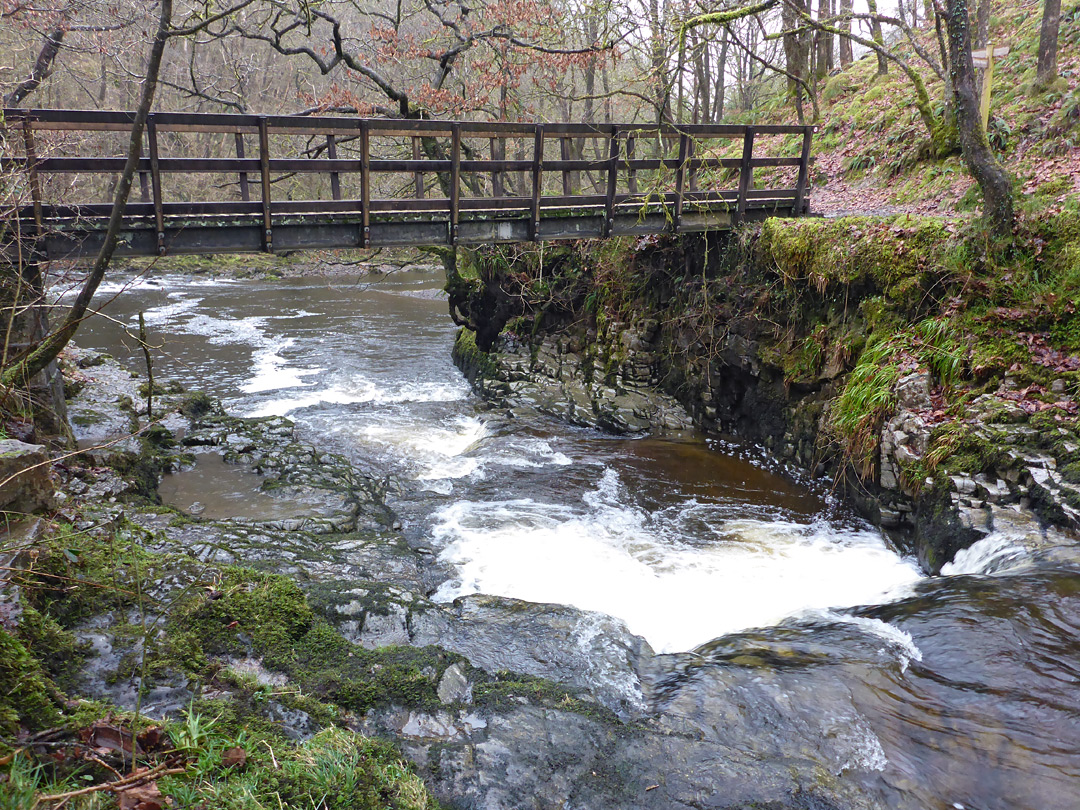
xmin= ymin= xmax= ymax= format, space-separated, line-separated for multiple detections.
xmin=3 ymin=109 xmax=815 ymax=260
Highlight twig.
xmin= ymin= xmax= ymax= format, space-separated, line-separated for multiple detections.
xmin=0 ymin=566 xmax=140 ymax=597
xmin=89 ymin=754 xmax=124 ymax=780
xmin=32 ymin=762 xmax=185 ymax=808
xmin=138 ymin=311 xmax=154 ymax=420
xmin=261 ymin=739 xmax=279 ymax=770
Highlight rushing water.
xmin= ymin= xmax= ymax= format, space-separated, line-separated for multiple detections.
xmin=73 ymin=268 xmax=1080 ymax=809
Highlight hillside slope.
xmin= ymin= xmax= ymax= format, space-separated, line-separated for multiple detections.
xmin=759 ymin=0 xmax=1080 ymax=217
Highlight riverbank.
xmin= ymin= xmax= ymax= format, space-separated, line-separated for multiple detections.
xmin=451 ymin=211 xmax=1080 ymax=572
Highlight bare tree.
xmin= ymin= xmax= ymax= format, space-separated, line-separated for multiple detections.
xmin=839 ymin=0 xmax=853 ymax=65
xmin=1037 ymin=0 xmax=1062 ymax=87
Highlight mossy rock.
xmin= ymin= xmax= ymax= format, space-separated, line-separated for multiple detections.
xmin=0 ymin=628 xmax=62 ymax=736
xmin=163 ymin=569 xmax=455 ymax=714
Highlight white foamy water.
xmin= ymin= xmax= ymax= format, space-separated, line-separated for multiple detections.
xmin=941 ymin=531 xmax=1034 ymax=576
xmin=247 ymin=379 xmax=468 ymax=417
xmin=362 ymin=417 xmax=489 ymax=482
xmin=432 ymin=469 xmax=923 ymax=653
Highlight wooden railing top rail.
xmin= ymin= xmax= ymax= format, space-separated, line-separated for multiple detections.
xmin=4 ymin=107 xmax=813 ymax=139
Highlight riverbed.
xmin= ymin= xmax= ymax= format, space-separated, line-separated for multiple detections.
xmin=74 ymin=268 xmax=1080 ymax=809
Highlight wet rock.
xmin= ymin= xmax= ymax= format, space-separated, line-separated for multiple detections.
xmin=266 ymin=701 xmax=316 ymax=740
xmin=0 ymin=440 xmax=53 ymax=513
xmin=457 ymin=330 xmax=693 ymax=436
xmin=437 ymin=662 xmax=474 ymax=705
xmin=438 ymin=595 xmax=653 ymax=717
xmin=989 ymin=505 xmax=1043 ymax=541
xmin=894 ymin=371 xmax=932 ymax=411
xmin=958 ymin=506 xmax=992 ymax=533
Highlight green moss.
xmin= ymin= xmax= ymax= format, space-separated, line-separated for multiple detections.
xmin=0 ymin=628 xmax=61 ymax=736
xmin=13 ymin=605 xmax=86 ymax=692
xmin=474 ymin=670 xmax=620 ymax=724
xmin=20 ymin=522 xmax=156 ymax=626
xmin=452 ymin=328 xmax=498 ymax=379
xmin=164 ymin=569 xmax=452 ymax=714
xmin=760 ymin=216 xmax=957 ymax=315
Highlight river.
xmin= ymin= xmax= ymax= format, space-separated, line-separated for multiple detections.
xmin=75 ymin=267 xmax=1080 ymax=809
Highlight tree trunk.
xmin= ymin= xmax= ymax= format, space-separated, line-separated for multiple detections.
xmin=839 ymin=0 xmax=853 ymax=65
xmin=815 ymin=0 xmax=832 ymax=80
xmin=2 ymin=0 xmax=174 ymax=389
xmin=976 ymin=0 xmax=991 ymax=47
xmin=783 ymin=0 xmax=811 ymax=115
xmin=866 ymin=0 xmax=889 ymax=75
xmin=648 ymin=0 xmax=671 ymax=123
xmin=826 ymin=0 xmax=835 ymax=71
xmin=944 ymin=0 xmax=1013 ymax=236
xmin=715 ymin=31 xmax=729 ymax=121
xmin=1037 ymin=0 xmax=1062 ymax=86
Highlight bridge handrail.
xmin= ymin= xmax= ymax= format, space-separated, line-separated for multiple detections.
xmin=3 ymin=108 xmax=815 ymax=253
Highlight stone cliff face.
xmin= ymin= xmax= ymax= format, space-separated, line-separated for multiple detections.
xmin=451 ymin=220 xmax=1080 ymax=572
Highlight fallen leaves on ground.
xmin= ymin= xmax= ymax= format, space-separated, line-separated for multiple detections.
xmin=116 ymin=771 xmax=168 ymax=810
xmin=1018 ymin=332 xmax=1080 ymax=373
xmin=222 ymin=746 xmax=247 ymax=769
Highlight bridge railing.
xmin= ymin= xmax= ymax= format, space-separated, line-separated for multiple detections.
xmin=2 ymin=108 xmax=815 ymax=254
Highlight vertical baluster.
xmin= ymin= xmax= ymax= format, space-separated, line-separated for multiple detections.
xmin=258 ymin=116 xmax=272 ymax=252
xmin=327 ymin=134 xmax=341 ymax=201
xmin=604 ymin=127 xmax=619 ymax=237
xmin=21 ymin=117 xmax=44 ymax=236
xmin=490 ymin=137 xmax=504 ymax=198
xmin=360 ymin=121 xmax=370 ymax=248
xmin=625 ymin=135 xmax=637 ymax=196
xmin=674 ymin=133 xmax=689 ymax=233
xmin=450 ymin=124 xmax=461 ymax=246
xmin=530 ymin=125 xmax=544 ymax=242
xmin=735 ymin=126 xmax=755 ymax=225
xmin=234 ymin=132 xmax=250 ymax=202
xmin=413 ymin=136 xmax=424 ymax=199
xmin=138 ymin=127 xmax=150 ymax=204
xmin=687 ymin=136 xmax=698 ymax=193
xmin=560 ymin=136 xmax=571 ymax=196
xmin=147 ymin=115 xmax=165 ymax=254
xmin=793 ymin=126 xmax=814 ymax=215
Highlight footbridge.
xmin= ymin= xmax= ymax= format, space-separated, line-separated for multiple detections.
xmin=3 ymin=108 xmax=814 ymax=260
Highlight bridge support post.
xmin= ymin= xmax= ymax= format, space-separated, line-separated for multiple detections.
xmin=147 ymin=115 xmax=165 ymax=254
xmin=258 ymin=116 xmax=272 ymax=252
xmin=530 ymin=124 xmax=544 ymax=242
xmin=735 ymin=126 xmax=755 ymax=226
